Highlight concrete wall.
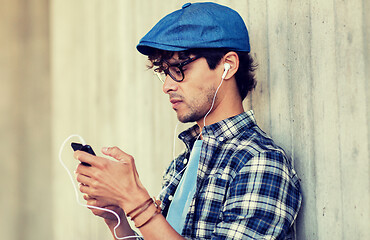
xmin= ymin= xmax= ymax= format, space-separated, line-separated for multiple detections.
xmin=1 ymin=0 xmax=369 ymax=239
xmin=0 ymin=0 xmax=52 ymax=239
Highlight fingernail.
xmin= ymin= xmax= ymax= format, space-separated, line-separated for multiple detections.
xmin=102 ymin=147 xmax=108 ymax=152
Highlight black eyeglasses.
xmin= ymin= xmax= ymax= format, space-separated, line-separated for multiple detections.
xmin=155 ymin=56 xmax=200 ymax=83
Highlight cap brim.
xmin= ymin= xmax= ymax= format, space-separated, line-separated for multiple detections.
xmin=136 ymin=42 xmax=189 ymax=56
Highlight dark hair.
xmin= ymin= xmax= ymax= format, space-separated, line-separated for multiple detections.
xmin=147 ymin=48 xmax=257 ymax=100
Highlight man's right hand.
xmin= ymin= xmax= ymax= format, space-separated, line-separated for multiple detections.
xmin=83 ymin=195 xmax=136 ymax=239
xmin=83 ymin=195 xmax=125 ymax=223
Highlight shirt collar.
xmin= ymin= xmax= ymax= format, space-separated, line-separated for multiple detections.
xmin=178 ymin=110 xmax=257 ymax=148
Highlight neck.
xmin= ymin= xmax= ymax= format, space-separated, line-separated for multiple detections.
xmin=196 ymin=96 xmax=244 ymax=134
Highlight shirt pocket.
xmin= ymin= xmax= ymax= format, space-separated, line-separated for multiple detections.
xmin=194 ymin=174 xmax=230 ymax=226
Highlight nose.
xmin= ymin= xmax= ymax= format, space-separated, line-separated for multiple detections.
xmin=162 ymin=75 xmax=179 ymax=94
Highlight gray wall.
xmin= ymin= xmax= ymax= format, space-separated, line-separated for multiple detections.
xmin=0 ymin=0 xmax=52 ymax=239
xmin=1 ymin=0 xmax=369 ymax=239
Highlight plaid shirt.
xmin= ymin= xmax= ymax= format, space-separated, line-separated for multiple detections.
xmin=158 ymin=110 xmax=302 ymax=239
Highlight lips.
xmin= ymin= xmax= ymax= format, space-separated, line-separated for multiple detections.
xmin=170 ymin=98 xmax=182 ymax=109
xmin=170 ymin=99 xmax=182 ymax=104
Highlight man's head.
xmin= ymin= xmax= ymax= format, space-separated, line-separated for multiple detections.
xmin=148 ymin=48 xmax=257 ymax=100
xmin=137 ymin=2 xmax=256 ymax=123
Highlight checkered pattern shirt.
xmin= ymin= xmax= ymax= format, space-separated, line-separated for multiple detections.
xmin=158 ymin=110 xmax=302 ymax=239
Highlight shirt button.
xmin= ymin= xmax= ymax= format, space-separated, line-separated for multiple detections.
xmin=218 ymin=137 xmax=224 ymax=142
xmin=168 ymin=195 xmax=173 ymax=201
xmin=183 ymin=158 xmax=188 ymax=165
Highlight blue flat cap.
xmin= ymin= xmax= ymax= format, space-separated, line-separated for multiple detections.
xmin=137 ymin=2 xmax=250 ymax=55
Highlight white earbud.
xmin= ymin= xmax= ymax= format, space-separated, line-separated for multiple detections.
xmin=222 ymin=63 xmax=231 ymax=79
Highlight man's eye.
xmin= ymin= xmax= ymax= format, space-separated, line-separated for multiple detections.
xmin=169 ymin=67 xmax=181 ymax=75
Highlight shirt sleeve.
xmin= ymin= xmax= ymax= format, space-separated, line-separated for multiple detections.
xmin=212 ymin=150 xmax=302 ymax=240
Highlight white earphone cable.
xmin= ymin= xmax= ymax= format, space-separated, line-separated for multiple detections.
xmin=158 ymin=66 xmax=227 ymax=197
xmin=58 ymin=134 xmax=140 ymax=239
xmin=203 ymin=72 xmax=225 ymax=128
xmin=59 ymin=64 xmax=229 ymax=238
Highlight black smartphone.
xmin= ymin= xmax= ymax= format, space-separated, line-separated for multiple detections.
xmin=71 ymin=142 xmax=96 ymax=166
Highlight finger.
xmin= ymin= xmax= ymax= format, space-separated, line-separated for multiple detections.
xmin=101 ymin=146 xmax=133 ymax=163
xmin=79 ymin=184 xmax=88 ymax=194
xmin=85 ymin=197 xmax=114 ymax=209
xmin=79 ymin=184 xmax=96 ymax=197
xmin=85 ymin=197 xmax=97 ymax=205
xmin=74 ymin=150 xmax=97 ymax=167
xmin=83 ymin=194 xmax=96 ymax=201
xmin=76 ymin=173 xmax=92 ymax=186
xmin=75 ymin=162 xmax=93 ymax=177
xmin=84 ymin=196 xmax=104 ymax=207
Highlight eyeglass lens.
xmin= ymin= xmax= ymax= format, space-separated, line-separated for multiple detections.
xmin=156 ymin=66 xmax=183 ymax=83
xmin=155 ymin=56 xmax=199 ymax=83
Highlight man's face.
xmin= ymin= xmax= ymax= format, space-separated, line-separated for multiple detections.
xmin=162 ymin=53 xmax=221 ymax=123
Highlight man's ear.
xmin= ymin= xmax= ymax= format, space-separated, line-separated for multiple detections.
xmin=222 ymin=51 xmax=239 ymax=80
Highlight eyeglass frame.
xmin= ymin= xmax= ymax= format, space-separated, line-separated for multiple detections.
xmin=155 ymin=56 xmax=201 ymax=83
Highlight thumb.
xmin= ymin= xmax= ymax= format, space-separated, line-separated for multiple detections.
xmin=101 ymin=146 xmax=133 ymax=163
xmin=102 ymin=146 xmax=140 ymax=179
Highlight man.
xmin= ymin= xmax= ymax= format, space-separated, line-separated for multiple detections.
xmin=74 ymin=2 xmax=302 ymax=239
